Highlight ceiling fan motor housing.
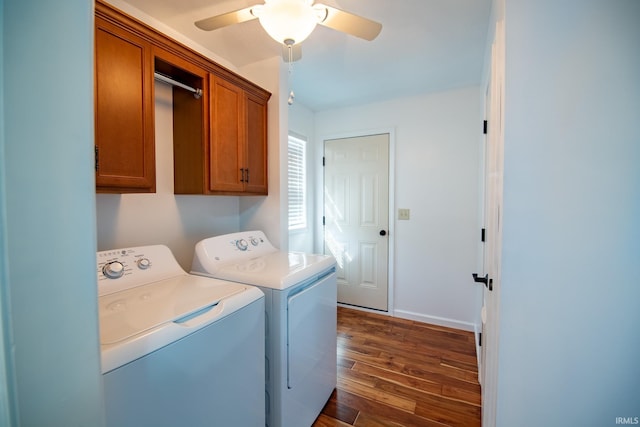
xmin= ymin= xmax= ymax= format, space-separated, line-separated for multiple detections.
xmin=254 ymin=0 xmax=318 ymax=45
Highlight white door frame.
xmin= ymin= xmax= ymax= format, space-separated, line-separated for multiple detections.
xmin=476 ymin=81 xmax=490 ymax=384
xmin=481 ymin=19 xmax=505 ymax=427
xmin=317 ymin=127 xmax=396 ymax=315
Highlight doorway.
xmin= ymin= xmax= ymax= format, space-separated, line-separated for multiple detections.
xmin=323 ymin=133 xmax=390 ymax=311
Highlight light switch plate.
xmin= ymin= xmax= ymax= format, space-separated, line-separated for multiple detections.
xmin=398 ymin=208 xmax=410 ymax=220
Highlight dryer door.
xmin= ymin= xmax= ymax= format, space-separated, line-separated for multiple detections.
xmin=287 ymin=271 xmax=337 ymax=391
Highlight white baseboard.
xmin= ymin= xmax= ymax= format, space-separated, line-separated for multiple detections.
xmin=337 ymin=302 xmax=393 ymax=316
xmin=393 ymin=309 xmax=476 ymax=332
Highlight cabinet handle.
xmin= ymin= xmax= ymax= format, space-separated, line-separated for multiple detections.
xmin=239 ymin=168 xmax=250 ymax=183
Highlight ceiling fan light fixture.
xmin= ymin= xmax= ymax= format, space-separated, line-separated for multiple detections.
xmin=254 ymin=0 xmax=318 ymax=45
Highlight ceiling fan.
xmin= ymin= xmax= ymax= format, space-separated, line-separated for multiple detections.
xmin=194 ymin=0 xmax=382 ymax=62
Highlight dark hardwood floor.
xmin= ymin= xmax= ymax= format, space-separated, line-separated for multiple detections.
xmin=313 ymin=307 xmax=481 ymax=427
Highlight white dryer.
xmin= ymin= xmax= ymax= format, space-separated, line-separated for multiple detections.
xmin=97 ymin=245 xmax=265 ymax=427
xmin=191 ymin=231 xmax=337 ymax=427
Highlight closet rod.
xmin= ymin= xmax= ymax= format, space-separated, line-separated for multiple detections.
xmin=154 ymin=72 xmax=203 ymax=99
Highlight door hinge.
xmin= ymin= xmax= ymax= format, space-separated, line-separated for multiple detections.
xmin=481 ymin=228 xmax=485 ymax=242
xmin=483 ymin=120 xmax=488 ymax=135
xmin=322 ymin=156 xmax=325 ymax=167
xmin=322 ymin=216 xmax=325 ymax=226
xmin=94 ymin=146 xmax=99 ymax=171
xmin=479 ymin=332 xmax=482 ymax=347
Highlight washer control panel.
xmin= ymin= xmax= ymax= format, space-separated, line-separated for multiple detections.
xmin=97 ymin=245 xmax=184 ymax=296
xmin=98 ymin=248 xmax=152 ymax=280
xmin=226 ymin=232 xmax=270 ymax=256
xmin=191 ymin=231 xmax=276 ymax=274
xmin=234 ymin=235 xmax=265 ymax=252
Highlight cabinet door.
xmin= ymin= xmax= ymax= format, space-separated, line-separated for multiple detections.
xmin=244 ymin=93 xmax=268 ymax=194
xmin=95 ymin=17 xmax=155 ymax=192
xmin=209 ymin=75 xmax=245 ymax=193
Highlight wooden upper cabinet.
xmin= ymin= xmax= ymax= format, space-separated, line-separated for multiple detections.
xmin=244 ymin=92 xmax=268 ymax=194
xmin=207 ymin=74 xmax=269 ymax=195
xmin=94 ymin=0 xmax=270 ymax=196
xmin=94 ymin=15 xmax=155 ymax=193
xmin=209 ymin=75 xmax=246 ymax=193
xmin=167 ymin=60 xmax=269 ymax=196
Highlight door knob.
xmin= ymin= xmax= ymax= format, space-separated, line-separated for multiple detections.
xmin=472 ymin=273 xmax=493 ymax=291
xmin=379 ymin=230 xmax=387 ymax=236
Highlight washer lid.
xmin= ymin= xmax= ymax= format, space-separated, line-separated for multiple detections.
xmin=98 ymin=274 xmax=246 ymax=345
xmin=212 ymin=251 xmax=336 ymax=290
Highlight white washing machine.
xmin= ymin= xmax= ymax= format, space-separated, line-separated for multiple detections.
xmin=191 ymin=231 xmax=337 ymax=427
xmin=97 ymin=245 xmax=265 ymax=427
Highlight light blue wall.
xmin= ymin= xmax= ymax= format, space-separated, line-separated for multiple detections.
xmin=0 ymin=1 xmax=16 ymax=424
xmin=1 ymin=0 xmax=104 ymax=425
xmin=497 ymin=1 xmax=640 ymax=425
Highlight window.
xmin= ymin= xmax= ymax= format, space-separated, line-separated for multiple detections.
xmin=288 ymin=135 xmax=307 ymax=230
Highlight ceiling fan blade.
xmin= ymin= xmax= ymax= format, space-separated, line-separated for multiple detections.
xmin=315 ymin=4 xmax=382 ymax=41
xmin=282 ymin=44 xmax=302 ymax=63
xmin=195 ymin=7 xmax=256 ymax=31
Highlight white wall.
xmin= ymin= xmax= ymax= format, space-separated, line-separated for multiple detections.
xmin=494 ymin=0 xmax=640 ymax=425
xmin=96 ymin=82 xmax=240 ymax=270
xmin=1 ymin=0 xmax=104 ymax=425
xmin=288 ymin=101 xmax=316 ymax=253
xmin=314 ymin=87 xmax=482 ymax=330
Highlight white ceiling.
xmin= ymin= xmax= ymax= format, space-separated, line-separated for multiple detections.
xmin=120 ymin=0 xmax=492 ymax=111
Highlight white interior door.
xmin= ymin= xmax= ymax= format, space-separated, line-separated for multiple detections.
xmin=323 ymin=134 xmax=389 ymax=311
xmin=481 ymin=20 xmax=505 ymax=427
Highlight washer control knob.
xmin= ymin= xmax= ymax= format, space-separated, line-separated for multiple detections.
xmin=103 ymin=261 xmax=125 ymax=279
xmin=137 ymin=258 xmax=151 ymax=270
xmin=250 ymin=237 xmax=260 ymax=246
xmin=236 ymin=239 xmax=249 ymax=251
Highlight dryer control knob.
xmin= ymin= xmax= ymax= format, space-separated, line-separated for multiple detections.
xmin=103 ymin=261 xmax=124 ymax=279
xmin=250 ymin=238 xmax=260 ymax=246
xmin=137 ymin=258 xmax=151 ymax=270
xmin=236 ymin=239 xmax=249 ymax=251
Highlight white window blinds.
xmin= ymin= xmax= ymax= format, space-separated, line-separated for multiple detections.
xmin=288 ymin=135 xmax=307 ymax=230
